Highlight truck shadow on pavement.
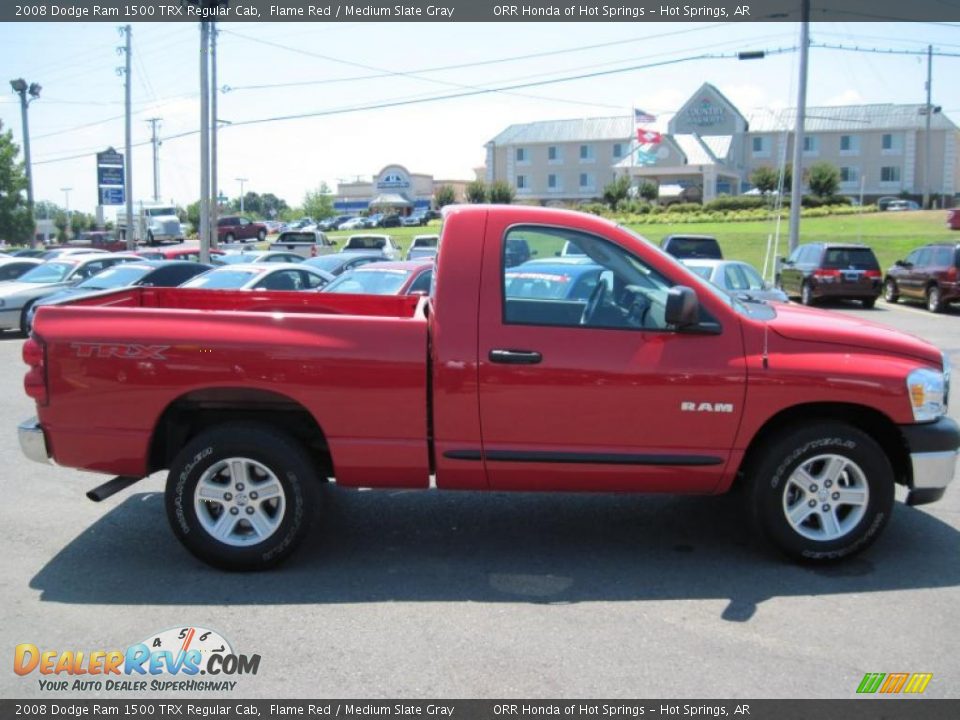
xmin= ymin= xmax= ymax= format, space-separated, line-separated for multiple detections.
xmin=30 ymin=485 xmax=960 ymax=622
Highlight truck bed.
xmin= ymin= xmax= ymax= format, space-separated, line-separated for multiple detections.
xmin=31 ymin=287 xmax=430 ymax=487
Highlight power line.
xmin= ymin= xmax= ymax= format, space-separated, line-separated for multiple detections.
xmin=810 ymin=41 xmax=960 ymax=58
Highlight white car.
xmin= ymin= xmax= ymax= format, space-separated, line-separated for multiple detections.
xmin=681 ymin=259 xmax=789 ymax=303
xmin=406 ymin=235 xmax=439 ymax=261
xmin=0 ymin=253 xmax=141 ymax=333
xmin=180 ymin=263 xmax=334 ymax=291
xmin=212 ymin=250 xmax=306 ymax=266
xmin=338 ymin=216 xmax=375 ymax=231
xmin=340 ymin=234 xmax=401 ymax=260
xmin=0 ymin=257 xmax=43 ymax=282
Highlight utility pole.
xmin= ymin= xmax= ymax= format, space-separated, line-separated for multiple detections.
xmin=236 ymin=177 xmax=248 ymax=213
xmin=120 ymin=25 xmax=135 ymax=251
xmin=210 ymin=21 xmax=219 ymax=248
xmin=199 ymin=21 xmax=211 ymax=263
xmin=61 ymin=187 xmax=72 ymax=240
xmin=923 ymin=44 xmax=933 ymax=210
xmin=788 ymin=0 xmax=810 ymax=253
xmin=147 ymin=117 xmax=161 ymax=202
xmin=9 ymin=78 xmax=41 ymax=245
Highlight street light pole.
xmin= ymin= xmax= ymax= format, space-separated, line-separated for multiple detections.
xmin=210 ymin=21 xmax=219 ymax=249
xmin=9 ymin=78 xmax=41 ymax=245
xmin=788 ymin=0 xmax=810 ymax=254
xmin=923 ymin=44 xmax=933 ymax=210
xmin=199 ymin=21 xmax=211 ymax=264
xmin=236 ymin=178 xmax=248 ymax=213
xmin=61 ymin=187 xmax=72 ymax=240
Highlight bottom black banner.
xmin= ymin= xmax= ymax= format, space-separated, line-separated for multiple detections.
xmin=1 ymin=700 xmax=958 ymax=720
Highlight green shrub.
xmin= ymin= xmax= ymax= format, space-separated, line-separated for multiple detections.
xmin=705 ymin=196 xmax=769 ymax=212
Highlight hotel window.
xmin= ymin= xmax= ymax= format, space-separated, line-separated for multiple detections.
xmin=516 ymin=175 xmax=528 ymax=190
xmin=579 ymin=172 xmax=594 ymax=189
xmin=613 ymin=143 xmax=624 ymax=159
xmin=516 ymin=148 xmax=529 ymax=163
xmin=547 ymin=145 xmax=562 ymax=163
xmin=751 ymin=136 xmax=770 ymax=157
xmin=840 ymin=135 xmax=860 ymax=154
xmin=840 ymin=166 xmax=860 ymax=184
xmin=882 ymin=134 xmax=903 ymax=153
xmin=579 ymin=144 xmax=595 ymax=162
xmin=881 ymin=166 xmax=901 ymax=183
xmin=802 ymin=136 xmax=819 ymax=155
xmin=548 ymin=174 xmax=559 ymax=190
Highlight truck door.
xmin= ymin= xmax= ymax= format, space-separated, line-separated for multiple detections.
xmin=476 ymin=222 xmax=747 ymax=493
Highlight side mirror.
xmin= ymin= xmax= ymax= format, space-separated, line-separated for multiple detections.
xmin=780 ymin=257 xmax=792 ymax=266
xmin=665 ymin=286 xmax=699 ymax=328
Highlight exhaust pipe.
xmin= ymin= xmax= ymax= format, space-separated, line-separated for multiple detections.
xmin=86 ymin=476 xmax=144 ymax=502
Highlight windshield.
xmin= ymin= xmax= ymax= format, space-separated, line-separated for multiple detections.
xmin=345 ymin=237 xmax=385 ymax=250
xmin=182 ymin=269 xmax=257 ymax=289
xmin=214 ymin=254 xmax=263 ymax=265
xmin=18 ymin=262 xmax=76 ymax=283
xmin=413 ymin=237 xmax=438 ymax=248
xmin=324 ymin=268 xmax=411 ymax=295
xmin=145 ymin=207 xmax=177 ymax=217
xmin=79 ymin=265 xmax=151 ymax=289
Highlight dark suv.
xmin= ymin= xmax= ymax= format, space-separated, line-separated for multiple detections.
xmin=217 ymin=216 xmax=268 ymax=244
xmin=779 ymin=243 xmax=882 ymax=308
xmin=660 ymin=235 xmax=722 ymax=260
xmin=883 ymin=243 xmax=960 ymax=313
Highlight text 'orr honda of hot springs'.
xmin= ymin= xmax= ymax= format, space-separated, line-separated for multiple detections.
xmin=19 ymin=205 xmax=959 ymax=570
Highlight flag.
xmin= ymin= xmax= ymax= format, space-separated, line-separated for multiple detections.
xmin=637 ymin=129 xmax=662 ymax=145
xmin=634 ymin=108 xmax=656 ymax=123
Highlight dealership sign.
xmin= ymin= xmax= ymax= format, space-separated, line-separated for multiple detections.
xmin=96 ymin=147 xmax=125 ymax=206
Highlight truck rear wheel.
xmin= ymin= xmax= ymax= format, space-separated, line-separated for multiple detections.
xmin=745 ymin=423 xmax=894 ymax=562
xmin=165 ymin=423 xmax=317 ymax=570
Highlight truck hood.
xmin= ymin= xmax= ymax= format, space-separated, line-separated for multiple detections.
xmin=766 ymin=303 xmax=942 ymax=366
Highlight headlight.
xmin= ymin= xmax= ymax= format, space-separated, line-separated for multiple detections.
xmin=907 ymin=367 xmax=947 ymax=422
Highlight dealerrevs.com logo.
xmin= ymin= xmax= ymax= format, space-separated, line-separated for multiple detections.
xmin=856 ymin=672 xmax=933 ymax=694
xmin=14 ymin=626 xmax=260 ymax=693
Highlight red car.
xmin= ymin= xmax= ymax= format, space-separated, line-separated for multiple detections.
xmin=19 ymin=205 xmax=959 ymax=570
xmin=216 ymin=215 xmax=267 ymax=244
xmin=948 ymin=209 xmax=960 ymax=230
xmin=321 ymin=259 xmax=433 ymax=296
xmin=135 ymin=247 xmax=225 ymax=262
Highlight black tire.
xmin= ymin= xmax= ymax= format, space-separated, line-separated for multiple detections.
xmin=165 ymin=423 xmax=318 ymax=570
xmin=800 ymin=281 xmax=815 ymax=306
xmin=861 ymin=297 xmax=876 ymax=309
xmin=147 ymin=231 xmax=156 ymax=246
xmin=19 ymin=301 xmax=36 ymax=336
xmin=257 ymin=229 xmax=266 ymax=242
xmin=883 ymin=278 xmax=899 ymax=304
xmin=745 ymin=423 xmax=894 ymax=562
xmin=926 ymin=285 xmax=944 ymax=313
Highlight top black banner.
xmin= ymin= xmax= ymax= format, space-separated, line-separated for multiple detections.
xmin=4 ymin=0 xmax=960 ymax=23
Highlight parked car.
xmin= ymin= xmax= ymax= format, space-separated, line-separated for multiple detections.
xmin=0 ymin=257 xmax=43 ymax=282
xmin=406 ymin=234 xmax=440 ymax=261
xmin=302 ymin=252 xmax=388 ymax=277
xmin=21 ymin=204 xmax=958 ymax=571
xmin=504 ymin=258 xmax=605 ymax=301
xmin=318 ymin=215 xmax=354 ymax=231
xmin=779 ymin=243 xmax=882 ymax=307
xmin=180 ymin=263 xmax=333 ymax=291
xmin=26 ymin=261 xmax=212 ymax=332
xmin=339 ymin=216 xmax=376 ymax=231
xmin=400 ymin=210 xmax=429 ymax=227
xmin=878 ymin=196 xmax=902 ymax=211
xmin=682 ymin=260 xmax=789 ymax=303
xmin=947 ymin=208 xmax=960 ymax=230
xmin=135 ymin=247 xmax=224 ymax=262
xmin=217 ymin=216 xmax=268 ymax=244
xmin=40 ymin=247 xmax=109 ymax=260
xmin=212 ymin=251 xmax=305 ymax=266
xmin=65 ymin=230 xmax=127 ymax=253
xmin=886 ymin=200 xmax=920 ymax=212
xmin=11 ymin=249 xmax=47 ymax=258
xmin=283 ymin=217 xmax=317 ymax=233
xmin=0 ymin=253 xmax=140 ymax=333
xmin=504 ymin=236 xmax=532 ymax=268
xmin=322 ymin=259 xmax=433 ymax=296
xmin=341 ymin=234 xmax=401 ymax=260
xmin=661 ymin=234 xmax=723 ymax=260
xmin=269 ymin=230 xmax=337 ymax=258
xmin=883 ymin=243 xmax=960 ymax=313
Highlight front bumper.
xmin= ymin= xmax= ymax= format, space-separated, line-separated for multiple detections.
xmin=18 ymin=417 xmax=52 ymax=465
xmin=899 ymin=416 xmax=960 ymax=505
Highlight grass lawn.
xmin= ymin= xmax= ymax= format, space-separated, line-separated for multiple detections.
xmin=282 ymin=210 xmax=956 ymax=276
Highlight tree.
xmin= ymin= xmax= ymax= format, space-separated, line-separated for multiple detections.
xmin=807 ymin=161 xmax=840 ymax=198
xmin=0 ymin=121 xmax=33 ymax=244
xmin=434 ymin=185 xmax=456 ymax=208
xmin=488 ymin=180 xmax=515 ymax=204
xmin=602 ymin=175 xmax=631 ymax=209
xmin=466 ymin=180 xmax=487 ymax=204
xmin=302 ymin=183 xmax=335 ymax=219
xmin=186 ymin=201 xmax=201 ymax=234
xmin=638 ymin=180 xmax=658 ymax=202
xmin=750 ymin=166 xmax=778 ymax=195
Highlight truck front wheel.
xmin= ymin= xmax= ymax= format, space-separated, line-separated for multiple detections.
xmin=746 ymin=423 xmax=894 ymax=562
xmin=165 ymin=423 xmax=318 ymax=570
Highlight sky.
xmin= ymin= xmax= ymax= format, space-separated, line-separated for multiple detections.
xmin=1 ymin=20 xmax=959 ymax=216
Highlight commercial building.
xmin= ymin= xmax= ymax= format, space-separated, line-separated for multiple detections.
xmin=333 ymin=164 xmax=469 ymax=215
xmin=485 ymin=83 xmax=959 ymax=205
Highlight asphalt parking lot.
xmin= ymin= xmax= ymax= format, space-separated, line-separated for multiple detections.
xmin=0 ymin=299 xmax=957 ymax=700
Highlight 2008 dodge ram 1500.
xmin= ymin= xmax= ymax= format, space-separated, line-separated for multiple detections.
xmin=19 ymin=205 xmax=959 ymax=570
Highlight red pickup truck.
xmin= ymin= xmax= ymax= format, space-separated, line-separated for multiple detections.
xmin=19 ymin=206 xmax=958 ymax=570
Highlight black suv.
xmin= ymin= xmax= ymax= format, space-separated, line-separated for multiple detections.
xmin=660 ymin=235 xmax=722 ymax=260
xmin=883 ymin=243 xmax=960 ymax=313
xmin=779 ymin=243 xmax=882 ymax=308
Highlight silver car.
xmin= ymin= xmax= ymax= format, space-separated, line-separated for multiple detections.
xmin=180 ymin=263 xmax=334 ymax=291
xmin=682 ymin=259 xmax=789 ymax=303
xmin=406 ymin=235 xmax=439 ymax=261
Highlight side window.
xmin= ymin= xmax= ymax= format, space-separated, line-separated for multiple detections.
xmin=739 ymin=264 xmax=766 ymax=290
xmin=787 ymin=247 xmax=803 ymax=263
xmin=905 ymin=250 xmax=921 ymax=265
xmin=408 ymin=269 xmax=433 ymax=294
xmin=933 ymin=248 xmax=952 ymax=266
xmin=501 ymin=226 xmax=675 ymax=331
xmin=724 ymin=265 xmax=748 ymax=291
xmin=255 ymin=270 xmax=301 ymax=291
xmin=914 ymin=249 xmax=932 ymax=267
xmin=301 ymin=270 xmax=327 ymax=289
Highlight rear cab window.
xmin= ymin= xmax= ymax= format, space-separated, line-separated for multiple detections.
xmin=822 ymin=248 xmax=880 ymax=271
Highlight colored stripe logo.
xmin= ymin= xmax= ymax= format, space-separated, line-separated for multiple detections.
xmin=857 ymin=672 xmax=932 ymax=694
